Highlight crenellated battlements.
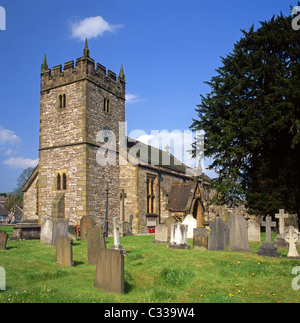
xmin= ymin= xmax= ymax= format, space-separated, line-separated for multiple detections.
xmin=40 ymin=41 xmax=125 ymax=100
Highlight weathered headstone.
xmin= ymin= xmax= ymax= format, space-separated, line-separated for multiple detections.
xmin=164 ymin=215 xmax=177 ymax=240
xmin=193 ymin=227 xmax=208 ymax=250
xmin=153 ymin=224 xmax=168 ymax=243
xmin=284 ymin=226 xmax=300 ymax=259
xmin=56 ymin=236 xmax=73 ymax=267
xmin=228 ymin=213 xmax=250 ymax=253
xmin=87 ymin=225 xmax=106 ymax=266
xmin=0 ymin=266 xmax=5 ymax=291
xmin=256 ymin=216 xmax=281 ymax=258
xmin=80 ymin=216 xmax=95 ymax=242
xmin=276 ymin=209 xmax=289 ymax=235
xmin=182 ymin=214 xmax=197 ymax=239
xmin=53 ymin=218 xmax=69 ymax=246
xmin=94 ymin=248 xmax=124 ymax=294
xmin=40 ymin=219 xmax=54 ymax=245
xmin=112 ymin=217 xmax=126 ymax=254
xmin=168 ymin=223 xmax=190 ymax=249
xmin=274 ymin=209 xmax=289 ymax=248
xmin=0 ymin=231 xmax=9 ymax=250
xmin=121 ymin=221 xmax=132 ymax=236
xmin=248 ymin=219 xmax=261 ymax=242
xmin=208 ymin=216 xmax=227 ymax=251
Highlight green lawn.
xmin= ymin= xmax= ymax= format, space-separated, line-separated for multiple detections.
xmin=0 ymin=226 xmax=299 ymax=303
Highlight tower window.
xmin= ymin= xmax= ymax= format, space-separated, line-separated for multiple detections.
xmin=104 ymin=98 xmax=110 ymax=114
xmin=62 ymin=173 xmax=67 ymax=190
xmin=58 ymin=94 xmax=66 ymax=109
xmin=57 ymin=173 xmax=61 ymax=191
xmin=55 ymin=171 xmax=68 ymax=191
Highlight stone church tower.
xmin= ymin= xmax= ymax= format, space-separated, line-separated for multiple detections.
xmin=38 ymin=40 xmax=125 ymax=230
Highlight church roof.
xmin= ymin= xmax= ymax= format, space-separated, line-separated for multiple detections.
xmin=169 ymin=182 xmax=195 ymax=212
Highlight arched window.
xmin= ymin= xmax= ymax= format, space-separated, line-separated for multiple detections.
xmin=57 ymin=173 xmax=61 ymax=191
xmin=62 ymin=173 xmax=67 ymax=190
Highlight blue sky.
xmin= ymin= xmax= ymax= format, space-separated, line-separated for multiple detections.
xmin=0 ymin=0 xmax=293 ymax=192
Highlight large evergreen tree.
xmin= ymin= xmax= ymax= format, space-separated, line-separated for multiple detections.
xmin=191 ymin=11 xmax=300 ymax=221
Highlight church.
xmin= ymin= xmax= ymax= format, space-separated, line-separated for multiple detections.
xmin=22 ymin=41 xmax=214 ymax=234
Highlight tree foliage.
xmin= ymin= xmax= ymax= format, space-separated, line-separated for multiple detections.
xmin=191 ymin=12 xmax=300 ymax=218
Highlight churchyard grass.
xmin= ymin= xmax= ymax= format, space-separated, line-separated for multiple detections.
xmin=0 ymin=226 xmax=299 ymax=303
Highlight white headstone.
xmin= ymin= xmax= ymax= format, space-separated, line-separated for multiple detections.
xmin=284 ymin=226 xmax=300 ymax=258
xmin=168 ymin=223 xmax=190 ymax=249
xmin=182 ymin=214 xmax=197 ymax=239
xmin=248 ymin=219 xmax=261 ymax=242
xmin=40 ymin=219 xmax=54 ymax=245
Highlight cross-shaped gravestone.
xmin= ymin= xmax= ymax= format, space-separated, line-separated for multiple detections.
xmin=284 ymin=226 xmax=300 ymax=258
xmin=275 ymin=209 xmax=288 ymax=236
xmin=120 ymin=189 xmax=127 ymax=222
xmin=261 ymin=215 xmax=276 ymax=243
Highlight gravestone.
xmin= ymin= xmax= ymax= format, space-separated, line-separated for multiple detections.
xmin=182 ymin=214 xmax=197 ymax=239
xmin=228 ymin=213 xmax=250 ymax=253
xmin=0 ymin=231 xmax=9 ymax=250
xmin=153 ymin=224 xmax=168 ymax=243
xmin=121 ymin=221 xmax=133 ymax=236
xmin=87 ymin=226 xmax=106 ymax=266
xmin=256 ymin=216 xmax=281 ymax=258
xmin=40 ymin=219 xmax=54 ymax=245
xmin=56 ymin=236 xmax=73 ymax=267
xmin=248 ymin=219 xmax=261 ymax=242
xmin=112 ymin=217 xmax=126 ymax=255
xmin=94 ymin=248 xmax=124 ymax=294
xmin=164 ymin=215 xmax=177 ymax=240
xmin=129 ymin=214 xmax=133 ymax=233
xmin=0 ymin=266 xmax=5 ymax=291
xmin=274 ymin=209 xmax=289 ymax=249
xmin=208 ymin=216 xmax=227 ymax=251
xmin=80 ymin=216 xmax=95 ymax=242
xmin=284 ymin=226 xmax=300 ymax=259
xmin=168 ymin=223 xmax=190 ymax=249
xmin=53 ymin=218 xmax=69 ymax=246
xmin=193 ymin=227 xmax=208 ymax=250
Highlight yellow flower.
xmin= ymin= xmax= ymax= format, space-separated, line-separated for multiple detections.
xmin=229 ymin=293 xmax=234 ymax=297
xmin=257 ymin=292 xmax=260 ymax=295
xmin=258 ymin=262 xmax=260 ymax=264
xmin=252 ymin=273 xmax=255 ymax=276
xmin=238 ymin=290 xmax=241 ymax=293
xmin=200 ymin=294 xmax=204 ymax=298
xmin=272 ymin=293 xmax=276 ymax=296
xmin=235 ymin=284 xmax=239 ymax=287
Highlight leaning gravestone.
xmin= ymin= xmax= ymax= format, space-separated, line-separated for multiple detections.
xmin=94 ymin=249 xmax=124 ymax=294
xmin=80 ymin=216 xmax=95 ymax=242
xmin=208 ymin=216 xmax=227 ymax=251
xmin=284 ymin=226 xmax=300 ymax=259
xmin=0 ymin=231 xmax=9 ymax=250
xmin=248 ymin=219 xmax=261 ymax=242
xmin=40 ymin=219 xmax=54 ymax=245
xmin=53 ymin=218 xmax=69 ymax=246
xmin=182 ymin=214 xmax=197 ymax=239
xmin=87 ymin=226 xmax=106 ymax=266
xmin=193 ymin=227 xmax=208 ymax=250
xmin=256 ymin=215 xmax=280 ymax=258
xmin=56 ymin=236 xmax=73 ymax=267
xmin=228 ymin=213 xmax=250 ymax=253
xmin=153 ymin=224 xmax=168 ymax=243
xmin=168 ymin=223 xmax=190 ymax=249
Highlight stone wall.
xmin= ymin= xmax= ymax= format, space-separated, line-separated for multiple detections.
xmin=23 ymin=174 xmax=38 ymax=221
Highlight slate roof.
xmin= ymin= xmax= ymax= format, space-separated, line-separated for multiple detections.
xmin=169 ymin=182 xmax=195 ymax=212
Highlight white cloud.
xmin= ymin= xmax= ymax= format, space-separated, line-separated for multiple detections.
xmin=125 ymin=93 xmax=145 ymax=104
xmin=2 ymin=157 xmax=38 ymax=169
xmin=70 ymin=16 xmax=122 ymax=41
xmin=4 ymin=148 xmax=13 ymax=155
xmin=0 ymin=126 xmax=20 ymax=145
